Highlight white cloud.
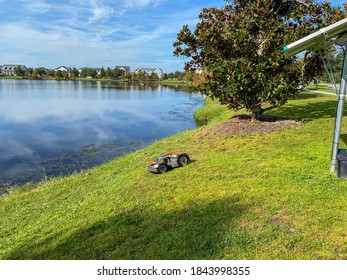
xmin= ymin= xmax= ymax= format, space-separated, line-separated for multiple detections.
xmin=89 ymin=6 xmax=112 ymax=23
xmin=0 ymin=0 xmax=207 ymax=72
xmin=122 ymin=0 xmax=164 ymax=9
xmin=86 ymin=0 xmax=115 ymax=23
xmin=22 ymin=0 xmax=51 ymax=14
xmin=0 ymin=19 xmax=176 ymax=69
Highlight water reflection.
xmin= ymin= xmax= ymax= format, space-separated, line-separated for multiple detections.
xmin=0 ymin=79 xmax=203 ymax=191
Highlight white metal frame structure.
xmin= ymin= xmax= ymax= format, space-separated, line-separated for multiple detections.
xmin=283 ymin=18 xmax=347 ymax=174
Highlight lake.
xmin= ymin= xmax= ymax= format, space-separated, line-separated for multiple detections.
xmin=0 ymin=79 xmax=204 ymax=191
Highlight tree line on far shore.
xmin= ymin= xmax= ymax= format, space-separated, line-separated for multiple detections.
xmin=4 ymin=66 xmax=187 ymax=82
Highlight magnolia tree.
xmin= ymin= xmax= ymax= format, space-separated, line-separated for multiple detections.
xmin=174 ymin=0 xmax=345 ymax=119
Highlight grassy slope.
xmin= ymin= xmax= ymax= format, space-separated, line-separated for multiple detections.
xmin=1 ymin=92 xmax=347 ymax=260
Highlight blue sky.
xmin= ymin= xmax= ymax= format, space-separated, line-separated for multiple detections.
xmin=0 ymin=1 xmax=345 ymax=73
xmin=0 ymin=0 xmax=226 ymax=73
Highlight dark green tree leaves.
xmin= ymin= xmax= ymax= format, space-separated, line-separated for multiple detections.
xmin=174 ymin=0 xmax=345 ymax=118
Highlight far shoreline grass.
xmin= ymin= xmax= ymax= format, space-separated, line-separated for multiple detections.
xmin=1 ymin=90 xmax=347 ymax=260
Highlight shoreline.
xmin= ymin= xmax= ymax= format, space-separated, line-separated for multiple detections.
xmin=0 ymin=76 xmax=190 ymax=85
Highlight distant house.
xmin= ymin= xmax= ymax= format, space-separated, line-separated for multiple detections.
xmin=134 ymin=67 xmax=164 ymax=79
xmin=1 ymin=64 xmax=27 ymax=76
xmin=115 ymin=66 xmax=131 ymax=75
xmin=55 ymin=66 xmax=72 ymax=77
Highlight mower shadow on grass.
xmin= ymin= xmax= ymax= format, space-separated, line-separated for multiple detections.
xmin=158 ymin=159 xmax=198 ymax=174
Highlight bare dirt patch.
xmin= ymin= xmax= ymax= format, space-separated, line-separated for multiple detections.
xmin=199 ymin=114 xmax=303 ymax=137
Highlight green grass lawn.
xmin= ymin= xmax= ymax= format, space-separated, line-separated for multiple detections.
xmin=1 ymin=91 xmax=347 ymax=260
xmin=0 ymin=76 xmax=23 ymax=79
xmin=306 ymin=83 xmax=338 ymax=94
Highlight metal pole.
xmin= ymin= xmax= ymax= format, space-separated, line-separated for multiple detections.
xmin=322 ymin=55 xmax=338 ymax=95
xmin=330 ymin=47 xmax=347 ymax=173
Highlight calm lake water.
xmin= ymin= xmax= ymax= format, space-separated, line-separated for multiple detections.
xmin=0 ymin=79 xmax=204 ymax=190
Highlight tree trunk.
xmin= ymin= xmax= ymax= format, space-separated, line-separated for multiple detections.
xmin=251 ymin=106 xmax=264 ymax=120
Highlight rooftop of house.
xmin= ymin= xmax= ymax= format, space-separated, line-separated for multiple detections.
xmin=2 ymin=64 xmax=25 ymax=68
xmin=55 ymin=66 xmax=72 ymax=71
xmin=135 ymin=67 xmax=164 ymax=73
xmin=115 ymin=66 xmax=131 ymax=71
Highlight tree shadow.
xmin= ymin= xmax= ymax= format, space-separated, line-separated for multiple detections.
xmin=340 ymin=134 xmax=347 ymax=146
xmin=271 ymin=96 xmax=339 ymax=121
xmin=5 ymin=198 xmax=246 ymax=260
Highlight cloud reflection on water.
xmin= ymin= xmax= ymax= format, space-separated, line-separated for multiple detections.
xmin=0 ymin=80 xmax=203 ymax=188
